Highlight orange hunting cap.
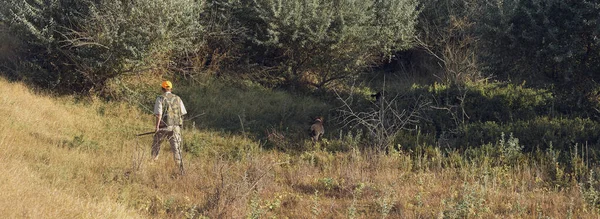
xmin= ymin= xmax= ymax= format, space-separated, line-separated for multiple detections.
xmin=161 ymin=80 xmax=172 ymax=89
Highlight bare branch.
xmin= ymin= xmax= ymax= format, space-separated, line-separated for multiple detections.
xmin=335 ymin=86 xmax=429 ymax=152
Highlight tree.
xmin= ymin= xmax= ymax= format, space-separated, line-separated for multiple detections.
xmin=246 ymin=0 xmax=420 ymax=89
xmin=476 ymin=0 xmax=600 ymax=84
xmin=0 ymin=0 xmax=204 ymax=93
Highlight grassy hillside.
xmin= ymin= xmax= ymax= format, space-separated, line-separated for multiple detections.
xmin=1 ymin=77 xmax=600 ymax=218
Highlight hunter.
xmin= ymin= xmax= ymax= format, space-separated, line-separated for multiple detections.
xmin=152 ymin=80 xmax=187 ymax=174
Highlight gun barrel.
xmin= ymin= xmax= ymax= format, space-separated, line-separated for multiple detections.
xmin=136 ymin=131 xmax=155 ymax=136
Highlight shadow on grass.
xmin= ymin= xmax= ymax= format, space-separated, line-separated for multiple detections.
xmin=178 ymin=81 xmax=334 ymax=143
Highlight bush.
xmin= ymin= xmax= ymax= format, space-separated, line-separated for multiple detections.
xmin=1 ymin=0 xmax=203 ymax=93
xmin=391 ymin=82 xmax=600 ymax=163
xmin=404 ymin=82 xmax=553 ymax=136
xmin=241 ymin=0 xmax=419 ymax=89
xmin=458 ymin=117 xmax=600 ymax=152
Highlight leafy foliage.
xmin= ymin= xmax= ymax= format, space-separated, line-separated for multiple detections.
xmin=392 ymin=82 xmax=600 ymax=153
xmin=0 ymin=0 xmax=203 ymax=92
xmin=246 ymin=0 xmax=419 ymax=89
xmin=406 ymin=82 xmax=553 ymax=133
xmin=476 ymin=0 xmax=600 ymax=84
xmin=458 ymin=117 xmax=600 ymax=152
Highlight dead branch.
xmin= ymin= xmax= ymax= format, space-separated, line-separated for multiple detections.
xmin=335 ymin=86 xmax=430 ymax=152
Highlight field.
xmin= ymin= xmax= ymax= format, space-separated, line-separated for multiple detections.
xmin=1 ymin=77 xmax=599 ymax=218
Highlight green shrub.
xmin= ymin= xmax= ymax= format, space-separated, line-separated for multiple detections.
xmin=442 ymin=183 xmax=489 ymax=218
xmin=1 ymin=0 xmax=203 ymax=93
xmin=324 ymin=131 xmax=363 ymax=153
xmin=458 ymin=117 xmax=600 ymax=152
xmin=410 ymin=82 xmax=553 ymax=124
xmin=394 ymin=129 xmax=437 ymax=152
xmin=498 ymin=132 xmax=523 ymax=165
xmin=391 ymin=82 xmax=600 ymax=165
xmin=464 ymin=83 xmax=552 ymax=122
xmin=394 ymin=82 xmax=553 ymax=147
xmin=580 ymin=169 xmax=600 ymax=211
xmin=241 ymin=0 xmax=419 ymax=89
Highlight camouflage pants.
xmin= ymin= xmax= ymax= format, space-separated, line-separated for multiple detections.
xmin=151 ymin=125 xmax=183 ymax=166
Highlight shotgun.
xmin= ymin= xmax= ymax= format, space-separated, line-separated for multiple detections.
xmin=136 ymin=131 xmax=156 ymax=136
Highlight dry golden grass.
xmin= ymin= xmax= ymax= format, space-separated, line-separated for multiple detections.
xmin=1 ymin=78 xmax=599 ymax=218
xmin=0 ymin=81 xmax=142 ymax=218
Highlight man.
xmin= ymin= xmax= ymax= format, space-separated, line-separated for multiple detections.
xmin=152 ymin=80 xmax=187 ymax=175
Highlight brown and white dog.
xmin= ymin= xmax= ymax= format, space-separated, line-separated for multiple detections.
xmin=309 ymin=117 xmax=324 ymax=142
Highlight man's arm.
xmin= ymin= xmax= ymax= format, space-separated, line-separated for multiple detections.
xmin=155 ymin=114 xmax=161 ymax=132
xmin=180 ymin=98 xmax=187 ymax=116
xmin=154 ymin=97 xmax=163 ymax=132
